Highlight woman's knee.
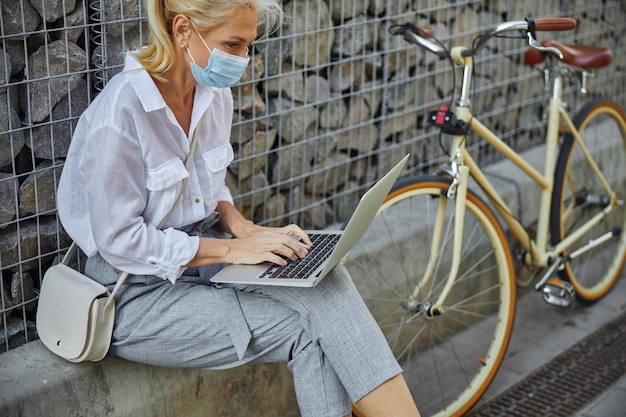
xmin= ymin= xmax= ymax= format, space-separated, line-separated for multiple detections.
xmin=319 ymin=265 xmax=364 ymax=304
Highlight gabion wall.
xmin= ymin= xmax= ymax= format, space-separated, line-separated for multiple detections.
xmin=1 ymin=0 xmax=625 ymax=352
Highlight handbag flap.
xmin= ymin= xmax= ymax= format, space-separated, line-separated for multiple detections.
xmin=37 ymin=263 xmax=111 ymax=359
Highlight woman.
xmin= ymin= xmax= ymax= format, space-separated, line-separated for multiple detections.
xmin=57 ymin=1 xmax=421 ymax=416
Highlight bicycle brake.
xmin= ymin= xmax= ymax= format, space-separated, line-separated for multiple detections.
xmin=428 ymin=105 xmax=468 ymax=135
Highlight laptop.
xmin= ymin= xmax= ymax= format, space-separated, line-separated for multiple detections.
xmin=210 ymin=154 xmax=409 ymax=287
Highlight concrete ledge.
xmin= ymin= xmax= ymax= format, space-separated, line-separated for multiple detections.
xmin=0 ymin=341 xmax=298 ymax=417
xmin=1 ymin=135 xmax=620 ymax=417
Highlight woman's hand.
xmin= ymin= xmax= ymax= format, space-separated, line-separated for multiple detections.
xmin=186 ymin=223 xmax=312 ymax=268
xmin=186 ymin=201 xmax=313 ymax=267
xmin=225 ymin=224 xmax=312 ymax=266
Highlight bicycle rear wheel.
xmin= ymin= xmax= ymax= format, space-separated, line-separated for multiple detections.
xmin=343 ymin=176 xmax=515 ymax=417
xmin=551 ymin=100 xmax=626 ymax=302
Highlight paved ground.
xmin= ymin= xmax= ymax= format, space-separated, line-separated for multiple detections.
xmin=578 ymin=376 xmax=626 ymax=417
xmin=476 ymin=264 xmax=626 ymax=415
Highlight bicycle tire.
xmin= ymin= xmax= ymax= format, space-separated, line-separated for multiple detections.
xmin=343 ymin=176 xmax=516 ymax=417
xmin=550 ymin=100 xmax=626 ymax=302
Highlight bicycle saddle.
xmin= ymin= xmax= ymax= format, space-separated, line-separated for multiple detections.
xmin=525 ymin=39 xmax=613 ymax=69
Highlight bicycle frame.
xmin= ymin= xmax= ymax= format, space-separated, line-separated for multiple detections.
xmin=422 ymin=46 xmax=618 ymax=308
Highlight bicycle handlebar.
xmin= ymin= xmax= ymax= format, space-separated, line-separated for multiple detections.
xmin=392 ymin=17 xmax=577 ymax=59
xmin=393 ymin=24 xmax=447 ymax=58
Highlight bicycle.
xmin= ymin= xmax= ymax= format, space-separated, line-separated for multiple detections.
xmin=346 ymin=17 xmax=626 ymax=417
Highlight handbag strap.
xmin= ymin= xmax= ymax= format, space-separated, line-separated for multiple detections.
xmin=61 ymin=125 xmax=202 ymax=309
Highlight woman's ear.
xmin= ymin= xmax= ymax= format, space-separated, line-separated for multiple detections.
xmin=172 ymin=14 xmax=191 ymax=49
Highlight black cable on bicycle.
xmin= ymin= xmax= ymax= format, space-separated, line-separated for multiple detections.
xmin=469 ymin=33 xmax=535 ymax=266
xmin=474 ymin=30 xmax=530 ymax=226
xmin=388 ymin=23 xmax=457 ymax=110
xmin=389 ymin=22 xmax=461 ymax=157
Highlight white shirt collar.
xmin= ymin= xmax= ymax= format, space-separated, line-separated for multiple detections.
xmin=122 ymin=52 xmax=217 ymax=134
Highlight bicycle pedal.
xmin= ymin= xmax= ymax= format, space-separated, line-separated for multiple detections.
xmin=541 ymin=278 xmax=576 ymax=308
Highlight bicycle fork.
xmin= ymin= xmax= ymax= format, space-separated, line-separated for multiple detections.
xmin=408 ymin=153 xmax=470 ymax=316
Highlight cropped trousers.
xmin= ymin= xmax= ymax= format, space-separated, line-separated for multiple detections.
xmin=85 ymin=225 xmax=402 ymax=417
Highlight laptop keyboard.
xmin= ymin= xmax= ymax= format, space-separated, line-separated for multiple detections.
xmin=259 ymin=233 xmax=341 ymax=279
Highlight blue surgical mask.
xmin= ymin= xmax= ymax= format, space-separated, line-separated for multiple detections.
xmin=187 ymin=31 xmax=250 ymax=88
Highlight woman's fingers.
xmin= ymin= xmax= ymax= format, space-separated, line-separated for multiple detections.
xmin=269 ymin=232 xmax=309 ymax=261
xmin=280 ymin=224 xmax=312 ymax=248
xmin=228 ymin=229 xmax=310 ymax=265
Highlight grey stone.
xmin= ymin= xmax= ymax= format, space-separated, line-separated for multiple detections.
xmin=0 ymin=217 xmax=62 ymax=272
xmin=0 ymin=47 xmax=12 ymax=85
xmin=30 ymin=79 xmax=90 ymax=160
xmin=31 ymin=0 xmax=77 ymax=22
xmin=268 ymin=98 xmax=316 ymax=143
xmin=0 ymin=92 xmax=24 ymax=168
xmin=18 ymin=160 xmax=63 ymax=217
xmin=19 ymin=40 xmax=87 ymax=123
xmin=0 ymin=172 xmax=18 ymax=226
xmin=0 ymin=1 xmax=40 ymax=40
xmin=11 ymin=270 xmax=36 ymax=312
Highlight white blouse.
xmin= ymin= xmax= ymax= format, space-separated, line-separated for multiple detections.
xmin=57 ymin=52 xmax=235 ymax=283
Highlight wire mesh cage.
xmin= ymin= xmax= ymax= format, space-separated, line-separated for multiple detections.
xmin=1 ymin=0 xmax=625 ymax=352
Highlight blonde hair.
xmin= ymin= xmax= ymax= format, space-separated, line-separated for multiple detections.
xmin=137 ymin=0 xmax=283 ymax=80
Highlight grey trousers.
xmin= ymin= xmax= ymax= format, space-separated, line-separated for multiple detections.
xmin=85 ymin=230 xmax=402 ymax=417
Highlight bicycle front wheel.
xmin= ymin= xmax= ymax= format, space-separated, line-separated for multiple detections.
xmin=343 ymin=176 xmax=515 ymax=417
xmin=551 ymin=100 xmax=626 ymax=302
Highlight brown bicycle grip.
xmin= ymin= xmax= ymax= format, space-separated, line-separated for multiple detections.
xmin=532 ymin=18 xmax=577 ymax=31
xmin=420 ymin=27 xmax=435 ymax=38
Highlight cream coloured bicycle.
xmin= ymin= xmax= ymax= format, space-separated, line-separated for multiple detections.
xmin=345 ymin=17 xmax=626 ymax=417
